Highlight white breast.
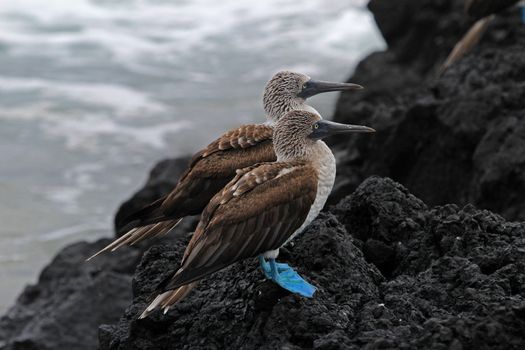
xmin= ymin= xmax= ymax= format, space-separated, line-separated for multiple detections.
xmin=263 ymin=141 xmax=335 ymax=259
xmin=286 ymin=141 xmax=335 ymax=242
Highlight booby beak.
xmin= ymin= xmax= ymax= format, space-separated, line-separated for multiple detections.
xmin=298 ymin=80 xmax=363 ymax=99
xmin=309 ymin=120 xmax=375 ymax=140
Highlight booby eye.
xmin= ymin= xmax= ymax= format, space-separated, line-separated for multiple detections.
xmin=313 ymin=123 xmax=319 ymax=130
xmin=302 ymin=83 xmax=308 ymax=90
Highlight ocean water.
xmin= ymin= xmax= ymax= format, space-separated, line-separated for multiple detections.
xmin=0 ymin=0 xmax=385 ymax=312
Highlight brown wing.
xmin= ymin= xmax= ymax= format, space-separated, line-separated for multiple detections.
xmin=119 ymin=124 xmax=275 ymax=226
xmin=159 ymin=162 xmax=318 ymax=292
xmin=201 ymin=123 xmax=275 ymax=157
xmin=160 ymin=124 xmax=275 ymax=218
xmin=88 ymin=124 xmax=275 ymax=261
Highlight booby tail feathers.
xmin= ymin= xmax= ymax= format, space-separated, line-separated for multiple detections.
xmin=116 ymin=196 xmax=168 ymax=236
xmin=86 ymin=218 xmax=182 ymax=261
xmin=139 ymin=282 xmax=198 ymax=319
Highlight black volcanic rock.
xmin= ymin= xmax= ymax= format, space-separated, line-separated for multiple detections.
xmin=99 ymin=212 xmax=383 ymax=350
xmin=331 ymin=3 xmax=525 ymax=220
xmin=114 ymin=156 xmax=191 ymax=234
xmin=3 ymin=1 xmax=525 ymax=349
xmin=0 ymin=240 xmax=141 ymax=350
xmin=99 ymin=213 xmax=384 ymax=350
xmin=0 ymin=227 xmax=196 ymax=350
xmin=0 ymin=148 xmax=197 ymax=350
xmin=367 ymin=0 xmax=466 ymax=75
xmin=99 ymin=177 xmax=525 ymax=350
xmin=465 ymin=0 xmax=521 ymax=21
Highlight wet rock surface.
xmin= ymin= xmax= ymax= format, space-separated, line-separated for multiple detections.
xmin=99 ymin=177 xmax=525 ymax=350
xmin=331 ymin=1 xmax=525 ymax=220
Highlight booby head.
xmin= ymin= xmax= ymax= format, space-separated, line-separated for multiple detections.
xmin=263 ymin=71 xmax=363 ymax=123
xmin=273 ymin=110 xmax=375 ymax=161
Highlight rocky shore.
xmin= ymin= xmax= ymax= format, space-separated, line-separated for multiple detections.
xmin=100 ymin=177 xmax=525 ymax=350
xmin=330 ymin=0 xmax=525 ymax=221
xmin=1 ymin=0 xmax=524 ymax=349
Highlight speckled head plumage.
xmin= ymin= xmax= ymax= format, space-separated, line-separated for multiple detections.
xmin=273 ymin=110 xmax=375 ymax=161
xmin=263 ymin=71 xmax=310 ymax=122
xmin=263 ymin=71 xmax=363 ymax=123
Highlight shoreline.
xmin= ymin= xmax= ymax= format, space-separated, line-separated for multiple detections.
xmin=2 ymin=1 xmax=525 ymax=349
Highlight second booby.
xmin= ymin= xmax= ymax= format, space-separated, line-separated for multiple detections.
xmin=139 ymin=110 xmax=375 ymax=318
xmin=87 ymin=71 xmax=363 ymax=260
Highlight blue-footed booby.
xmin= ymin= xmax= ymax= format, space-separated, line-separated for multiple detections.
xmin=139 ymin=110 xmax=375 ymax=318
xmin=87 ymin=72 xmax=363 ymax=260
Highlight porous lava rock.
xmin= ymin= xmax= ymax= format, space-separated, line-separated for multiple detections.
xmin=99 ymin=177 xmax=525 ymax=350
xmin=0 ymin=240 xmax=141 ymax=350
xmin=331 ymin=1 xmax=525 ymax=221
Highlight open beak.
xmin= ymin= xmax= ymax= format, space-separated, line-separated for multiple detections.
xmin=309 ymin=120 xmax=375 ymax=140
xmin=298 ymin=80 xmax=363 ymax=99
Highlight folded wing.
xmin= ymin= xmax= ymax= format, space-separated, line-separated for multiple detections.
xmin=87 ymin=124 xmax=275 ymax=260
xmin=158 ymin=161 xmax=318 ymax=292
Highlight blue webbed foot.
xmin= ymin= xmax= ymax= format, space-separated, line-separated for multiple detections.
xmin=258 ymin=256 xmax=291 ymax=278
xmin=258 ymin=256 xmax=316 ymax=298
xmin=521 ymin=6 xmax=525 ymax=24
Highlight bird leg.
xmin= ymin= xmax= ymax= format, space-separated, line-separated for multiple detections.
xmin=258 ymin=256 xmax=289 ymax=277
xmin=258 ymin=256 xmax=316 ymax=298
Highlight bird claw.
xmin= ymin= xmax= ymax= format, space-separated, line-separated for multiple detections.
xmin=259 ymin=257 xmax=290 ymax=278
xmin=258 ymin=256 xmax=316 ymax=298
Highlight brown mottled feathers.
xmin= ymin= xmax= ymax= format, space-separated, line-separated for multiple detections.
xmin=201 ymin=124 xmax=274 ymax=157
xmin=160 ymin=124 xmax=275 ymax=219
xmin=88 ymin=124 xmax=275 ymax=260
xmin=121 ymin=123 xmax=275 ymax=226
xmin=158 ymin=161 xmax=318 ymax=292
xmin=139 ymin=282 xmax=198 ymax=318
xmin=86 ymin=220 xmax=181 ymax=261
